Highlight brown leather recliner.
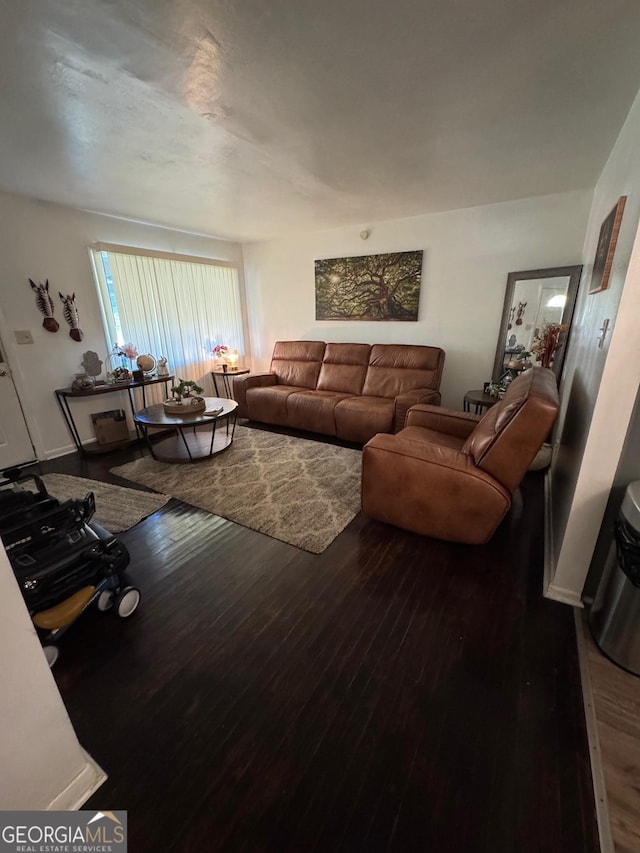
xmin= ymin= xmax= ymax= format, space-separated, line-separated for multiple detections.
xmin=361 ymin=368 xmax=560 ymax=544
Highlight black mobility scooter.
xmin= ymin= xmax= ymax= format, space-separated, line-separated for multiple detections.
xmin=0 ymin=471 xmax=141 ymax=666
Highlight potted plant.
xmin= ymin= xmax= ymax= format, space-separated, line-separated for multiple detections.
xmin=163 ymin=379 xmax=206 ymax=415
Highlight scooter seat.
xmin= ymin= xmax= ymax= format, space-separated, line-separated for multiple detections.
xmin=32 ymin=586 xmax=96 ymax=630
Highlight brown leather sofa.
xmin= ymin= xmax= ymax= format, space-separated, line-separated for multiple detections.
xmin=234 ymin=340 xmax=445 ymax=443
xmin=361 ymin=367 xmax=559 ymax=544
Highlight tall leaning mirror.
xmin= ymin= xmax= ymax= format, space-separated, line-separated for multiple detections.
xmin=492 ymin=265 xmax=583 ymax=383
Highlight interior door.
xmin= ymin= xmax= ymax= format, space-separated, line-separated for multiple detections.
xmin=0 ymin=341 xmax=36 ymax=470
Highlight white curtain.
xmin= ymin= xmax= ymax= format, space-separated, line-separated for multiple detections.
xmin=91 ymin=247 xmax=244 ymax=383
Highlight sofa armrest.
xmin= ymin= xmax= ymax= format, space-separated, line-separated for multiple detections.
xmin=233 ymin=373 xmax=276 ymax=418
xmin=393 ymin=388 xmax=442 ymax=432
xmin=406 ymin=404 xmax=481 ymax=438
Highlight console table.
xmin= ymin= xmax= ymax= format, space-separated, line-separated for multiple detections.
xmin=55 ymin=375 xmax=175 ymax=453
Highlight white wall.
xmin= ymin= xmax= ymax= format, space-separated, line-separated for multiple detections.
xmin=0 ymin=543 xmax=105 ymax=809
xmin=242 ymin=190 xmax=591 ymax=409
xmin=0 ymin=191 xmax=242 ymax=458
xmin=548 ymin=88 xmax=640 ymax=604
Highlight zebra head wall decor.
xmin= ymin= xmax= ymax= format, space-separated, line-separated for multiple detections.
xmin=29 ymin=278 xmax=59 ymax=332
xmin=58 ymin=291 xmax=84 ymax=341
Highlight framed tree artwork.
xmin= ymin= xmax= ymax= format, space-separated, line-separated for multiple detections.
xmin=589 ymin=196 xmax=626 ymax=294
xmin=315 ymin=250 xmax=423 ymax=321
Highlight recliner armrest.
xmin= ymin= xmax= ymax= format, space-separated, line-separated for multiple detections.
xmin=233 ymin=373 xmax=277 ymax=418
xmin=406 ymin=404 xmax=481 ymax=438
xmin=393 ymin=388 xmax=441 ymax=432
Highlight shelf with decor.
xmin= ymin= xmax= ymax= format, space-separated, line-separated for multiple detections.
xmin=55 ymin=375 xmax=175 ymax=454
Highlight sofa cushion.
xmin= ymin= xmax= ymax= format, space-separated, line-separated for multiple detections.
xmin=334 ymin=395 xmax=394 ymax=443
xmin=362 ymin=344 xmax=445 ymax=398
xmin=270 ymin=340 xmax=325 ymax=389
xmin=246 ymin=385 xmax=304 ymax=425
xmin=317 ymin=343 xmax=370 ymax=395
xmin=286 ymin=390 xmax=351 ymax=435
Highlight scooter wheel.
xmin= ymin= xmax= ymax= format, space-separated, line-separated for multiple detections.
xmin=97 ymin=591 xmax=114 ymax=612
xmin=116 ymin=587 xmax=141 ymax=618
xmin=43 ymin=645 xmax=59 ymax=668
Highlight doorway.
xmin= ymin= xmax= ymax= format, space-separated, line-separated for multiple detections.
xmin=0 ymin=337 xmax=36 ymax=470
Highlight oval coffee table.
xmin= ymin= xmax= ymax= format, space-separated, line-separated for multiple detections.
xmin=134 ymin=397 xmax=238 ymax=462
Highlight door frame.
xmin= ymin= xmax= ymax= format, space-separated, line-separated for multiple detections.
xmin=0 ymin=304 xmax=44 ymax=462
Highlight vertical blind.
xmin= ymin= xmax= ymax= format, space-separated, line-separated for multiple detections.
xmin=91 ymin=245 xmax=244 ymax=382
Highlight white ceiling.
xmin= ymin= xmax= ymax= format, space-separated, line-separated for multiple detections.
xmin=1 ymin=0 xmax=640 ymax=242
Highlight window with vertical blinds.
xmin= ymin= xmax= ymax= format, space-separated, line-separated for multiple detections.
xmin=90 ymin=244 xmax=244 ymax=382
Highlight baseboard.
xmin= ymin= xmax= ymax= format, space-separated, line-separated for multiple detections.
xmin=543 ymin=470 xmax=555 ymax=597
xmin=47 ymin=750 xmax=107 ymax=810
xmin=543 ymin=470 xmax=584 ymax=607
xmin=45 ymin=444 xmax=81 ymax=460
xmin=45 ymin=438 xmax=99 ymax=460
xmin=574 ymin=609 xmax=614 ymax=853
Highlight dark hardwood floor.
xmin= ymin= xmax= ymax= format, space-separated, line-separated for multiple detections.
xmin=25 ymin=435 xmax=599 ymax=852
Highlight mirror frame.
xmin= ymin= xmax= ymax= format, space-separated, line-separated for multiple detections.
xmin=492 ymin=265 xmax=583 ymax=382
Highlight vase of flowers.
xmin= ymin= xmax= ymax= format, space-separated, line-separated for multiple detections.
xmin=530 ymin=323 xmax=568 ymax=369
xmin=212 ymin=344 xmax=229 ymax=364
xmin=121 ymin=342 xmax=139 ymax=371
xmin=107 ymin=342 xmax=139 ymax=380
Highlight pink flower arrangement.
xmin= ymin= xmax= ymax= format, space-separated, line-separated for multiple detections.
xmin=121 ymin=343 xmax=139 ymax=360
xmin=212 ymin=344 xmax=228 ymax=358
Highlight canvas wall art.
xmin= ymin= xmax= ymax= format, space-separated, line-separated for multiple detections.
xmin=589 ymin=195 xmax=626 ymax=294
xmin=315 ymin=250 xmax=423 ymax=321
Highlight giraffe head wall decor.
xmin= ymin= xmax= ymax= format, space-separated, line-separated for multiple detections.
xmin=58 ymin=292 xmax=84 ymax=341
xmin=29 ymin=278 xmax=59 ymax=332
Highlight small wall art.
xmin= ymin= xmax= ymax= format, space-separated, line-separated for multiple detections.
xmin=589 ymin=196 xmax=626 ymax=294
xmin=59 ymin=292 xmax=84 ymax=341
xmin=29 ymin=278 xmax=59 ymax=332
xmin=315 ymin=250 xmax=423 ymax=321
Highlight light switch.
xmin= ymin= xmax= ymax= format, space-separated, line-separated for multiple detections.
xmin=14 ymin=330 xmax=34 ymax=344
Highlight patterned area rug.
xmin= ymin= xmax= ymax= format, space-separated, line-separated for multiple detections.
xmin=35 ymin=473 xmax=171 ymax=533
xmin=111 ymin=426 xmax=363 ymax=553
